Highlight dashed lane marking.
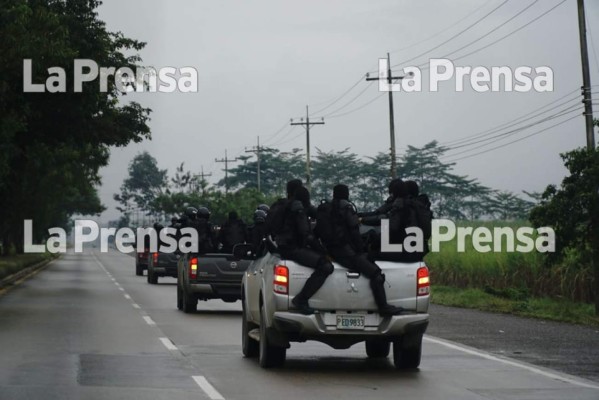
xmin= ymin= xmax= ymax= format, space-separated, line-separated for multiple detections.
xmin=192 ymin=376 xmax=225 ymax=400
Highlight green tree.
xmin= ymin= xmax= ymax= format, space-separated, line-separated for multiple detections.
xmin=0 ymin=0 xmax=151 ymax=253
xmin=115 ymin=152 xmax=168 ymax=221
xmin=530 ymin=146 xmax=599 ymax=314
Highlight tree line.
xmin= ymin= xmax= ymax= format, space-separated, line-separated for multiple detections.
xmin=0 ymin=0 xmax=151 ymax=254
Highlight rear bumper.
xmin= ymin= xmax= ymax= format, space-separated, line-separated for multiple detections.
xmin=152 ymin=265 xmax=177 ymax=276
xmin=188 ymin=282 xmax=242 ymax=299
xmin=272 ymin=311 xmax=429 ymax=338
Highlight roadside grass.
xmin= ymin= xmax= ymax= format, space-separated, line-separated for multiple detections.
xmin=431 ymin=285 xmax=599 ymax=327
xmin=0 ymin=253 xmax=55 ymax=281
xmin=424 ymin=220 xmax=593 ymax=303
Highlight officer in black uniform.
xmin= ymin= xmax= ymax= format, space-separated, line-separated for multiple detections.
xmin=320 ymin=184 xmax=404 ymax=316
xmin=276 ymin=186 xmax=334 ymax=315
xmin=194 ymin=206 xmax=215 ymax=253
xmin=248 ymin=209 xmax=268 ymax=252
xmin=218 ymin=211 xmax=247 ymax=253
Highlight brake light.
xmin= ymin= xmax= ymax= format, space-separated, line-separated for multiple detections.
xmin=273 ymin=265 xmax=289 ymax=294
xmin=417 ymin=266 xmax=430 ymax=296
xmin=189 ymin=257 xmax=198 ymax=279
xmin=152 ymin=252 xmax=158 ymax=264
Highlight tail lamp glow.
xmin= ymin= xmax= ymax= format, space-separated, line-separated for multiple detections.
xmin=417 ymin=266 xmax=430 ymax=296
xmin=273 ymin=265 xmax=289 ymax=294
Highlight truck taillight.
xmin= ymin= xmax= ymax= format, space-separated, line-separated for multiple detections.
xmin=152 ymin=252 xmax=158 ymax=264
xmin=417 ymin=266 xmax=430 ymax=296
xmin=189 ymin=257 xmax=198 ymax=279
xmin=273 ymin=265 xmax=289 ymax=295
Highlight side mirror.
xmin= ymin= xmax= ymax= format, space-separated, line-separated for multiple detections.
xmin=232 ymin=243 xmax=255 ymax=260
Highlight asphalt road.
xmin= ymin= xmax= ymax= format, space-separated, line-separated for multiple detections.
xmin=1 ymin=250 xmax=598 ymax=400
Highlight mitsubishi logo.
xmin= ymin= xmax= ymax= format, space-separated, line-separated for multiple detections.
xmin=347 ymin=282 xmax=359 ymax=293
xmin=230 ymin=262 xmax=238 ymax=269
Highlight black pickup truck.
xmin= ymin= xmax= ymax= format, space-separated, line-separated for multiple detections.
xmin=147 ymin=251 xmax=179 ymax=284
xmin=177 ymin=251 xmax=251 ymax=313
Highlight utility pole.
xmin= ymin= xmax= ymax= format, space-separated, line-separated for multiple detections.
xmin=578 ymin=0 xmax=595 ymax=150
xmin=245 ymin=136 xmax=262 ymax=193
xmin=290 ymin=105 xmax=325 ymax=191
xmin=366 ymin=52 xmax=410 ymax=178
xmin=196 ymin=166 xmax=212 ymax=195
xmin=215 ymin=150 xmax=238 ymax=195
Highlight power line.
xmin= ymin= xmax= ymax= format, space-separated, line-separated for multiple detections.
xmin=325 ymin=92 xmax=386 ymax=119
xmin=387 ymin=0 xmax=495 ymax=56
xmin=441 ymin=88 xmax=581 ymax=146
xmin=424 ymin=0 xmax=540 ymax=68
xmin=438 ymin=0 xmax=568 ymax=66
xmin=389 ymin=0 xmax=510 ymax=70
xmin=290 ymin=106 xmax=325 ymax=190
xmin=319 ymin=82 xmax=374 ymax=118
xmin=444 ymin=105 xmax=583 ymax=155
xmin=309 ymin=75 xmax=367 ymax=116
xmin=444 ymin=114 xmax=579 ymax=163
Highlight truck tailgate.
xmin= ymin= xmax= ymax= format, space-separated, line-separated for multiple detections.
xmin=287 ymin=261 xmax=422 ymax=311
xmin=192 ymin=253 xmax=249 ymax=283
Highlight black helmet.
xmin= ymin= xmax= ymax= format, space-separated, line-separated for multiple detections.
xmin=256 ymin=204 xmax=270 ymax=213
xmin=185 ymin=207 xmax=198 ymax=219
xmin=153 ymin=222 xmax=164 ymax=231
xmin=171 ymin=217 xmax=178 ymax=224
xmin=198 ymin=207 xmax=211 ymax=219
xmin=254 ymin=209 xmax=267 ymax=223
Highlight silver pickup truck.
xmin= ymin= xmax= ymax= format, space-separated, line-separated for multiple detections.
xmin=240 ymin=243 xmax=430 ymax=368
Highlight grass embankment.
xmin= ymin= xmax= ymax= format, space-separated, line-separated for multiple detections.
xmin=425 ymin=221 xmax=597 ymax=326
xmin=0 ymin=253 xmax=56 ymax=281
xmin=431 ymin=285 xmax=599 ymax=326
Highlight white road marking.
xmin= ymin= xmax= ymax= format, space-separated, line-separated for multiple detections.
xmin=124 ymin=294 xmax=131 ymax=300
xmin=143 ymin=316 xmax=156 ymax=326
xmin=192 ymin=376 xmax=225 ymax=400
xmin=424 ymin=336 xmax=599 ymax=390
xmin=118 ymin=287 xmax=125 ymax=292
xmin=132 ymin=303 xmax=141 ymax=309
xmin=159 ymin=337 xmax=177 ymax=351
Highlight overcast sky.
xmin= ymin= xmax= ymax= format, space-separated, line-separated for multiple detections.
xmin=95 ymin=0 xmax=599 ymax=222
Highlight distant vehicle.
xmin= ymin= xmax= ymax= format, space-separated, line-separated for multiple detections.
xmin=147 ymin=251 xmax=179 ymax=284
xmin=135 ymin=247 xmax=149 ymax=276
xmin=177 ymin=249 xmax=251 ymax=313
xmin=239 ymin=240 xmax=430 ymax=368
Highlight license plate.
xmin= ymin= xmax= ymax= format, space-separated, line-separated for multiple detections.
xmin=336 ymin=315 xmax=365 ymax=330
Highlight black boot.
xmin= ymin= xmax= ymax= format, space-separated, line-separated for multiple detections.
xmin=291 ymin=295 xmax=315 ymax=315
xmin=371 ymin=274 xmax=404 ymax=316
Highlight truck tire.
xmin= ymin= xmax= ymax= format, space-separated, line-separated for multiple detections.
xmin=176 ymin=281 xmax=183 ymax=310
xmin=258 ymin=304 xmax=286 ymax=368
xmin=365 ymin=339 xmax=391 ymax=358
xmin=135 ymin=263 xmax=143 ymax=276
xmin=147 ymin=266 xmax=158 ymax=285
xmin=393 ymin=334 xmax=422 ymax=369
xmin=242 ymin=297 xmax=259 ymax=358
xmin=181 ymin=282 xmax=197 ymax=313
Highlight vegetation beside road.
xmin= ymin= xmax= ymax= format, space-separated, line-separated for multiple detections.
xmin=425 ymin=220 xmax=594 ymax=304
xmin=431 ymin=285 xmax=599 ymax=327
xmin=0 ymin=253 xmax=56 ymax=281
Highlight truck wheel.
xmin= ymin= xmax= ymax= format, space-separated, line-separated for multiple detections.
xmin=258 ymin=304 xmax=286 ymax=368
xmin=242 ymin=298 xmax=259 ymax=358
xmin=365 ymin=339 xmax=391 ymax=358
xmin=181 ymin=283 xmax=197 ymax=313
xmin=135 ymin=263 xmax=143 ymax=276
xmin=176 ymin=281 xmax=183 ymax=310
xmin=147 ymin=267 xmax=158 ymax=285
xmin=393 ymin=334 xmax=422 ymax=369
